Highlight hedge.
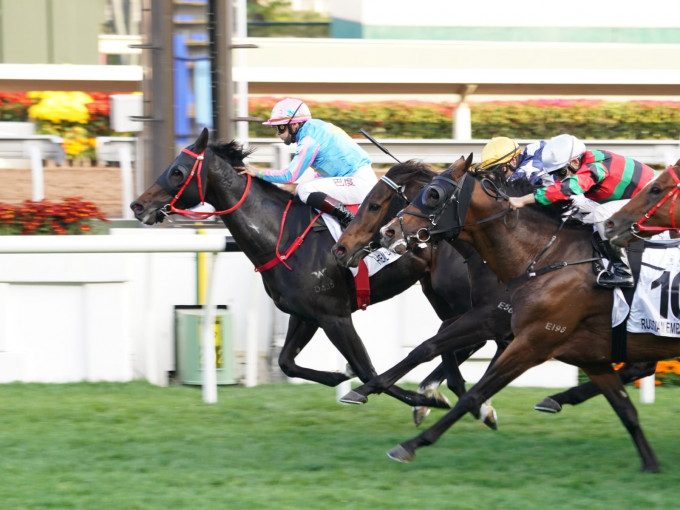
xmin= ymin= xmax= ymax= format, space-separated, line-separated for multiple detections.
xmin=249 ymin=97 xmax=680 ymax=140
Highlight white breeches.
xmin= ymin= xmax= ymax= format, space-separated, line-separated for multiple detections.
xmin=296 ymin=165 xmax=378 ymax=205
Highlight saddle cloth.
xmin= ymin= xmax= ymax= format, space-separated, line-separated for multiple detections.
xmin=323 ymin=212 xmax=401 ymax=278
xmin=612 ymin=232 xmax=680 ymax=337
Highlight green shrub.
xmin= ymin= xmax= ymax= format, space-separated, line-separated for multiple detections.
xmin=249 ymin=97 xmax=680 ymax=140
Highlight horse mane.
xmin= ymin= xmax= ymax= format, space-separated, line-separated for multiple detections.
xmin=209 ymin=139 xmax=294 ymax=200
xmin=385 ymin=159 xmax=438 ymax=185
xmin=209 ymin=139 xmax=255 ymax=166
xmin=467 ymin=169 xmax=588 ymax=230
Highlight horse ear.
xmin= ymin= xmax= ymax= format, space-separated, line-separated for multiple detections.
xmin=465 ymin=152 xmax=473 ymax=169
xmin=195 ymin=127 xmax=210 ymax=152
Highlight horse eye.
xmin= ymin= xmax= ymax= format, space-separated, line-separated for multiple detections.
xmin=368 ymin=203 xmax=382 ymax=212
xmin=650 ymin=185 xmax=662 ymax=195
xmin=424 ymin=187 xmax=441 ymax=207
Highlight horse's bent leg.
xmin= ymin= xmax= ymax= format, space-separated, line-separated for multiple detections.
xmin=580 ymin=364 xmax=660 ymax=473
xmin=387 ymin=338 xmax=542 ymax=463
xmin=322 ymin=318 xmax=448 ymax=409
xmin=341 ymin=313 xmax=492 ymax=404
xmin=277 ymin=316 xmax=350 ymax=387
xmin=535 ymin=361 xmax=657 ymax=413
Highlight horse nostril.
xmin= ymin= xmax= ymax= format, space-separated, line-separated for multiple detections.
xmin=335 ymin=245 xmax=346 ymax=256
xmin=384 ymin=228 xmax=395 ymax=239
xmin=130 ymin=202 xmax=143 ymax=214
xmin=605 ymin=219 xmax=614 ymax=228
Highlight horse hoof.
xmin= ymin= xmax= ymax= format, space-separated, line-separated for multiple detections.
xmin=534 ymin=397 xmax=563 ymax=413
xmin=339 ymin=390 xmax=368 ymax=405
xmin=412 ymin=406 xmax=431 ymax=426
xmin=387 ymin=444 xmax=414 ymax=463
xmin=480 ymin=403 xmax=498 ymax=430
xmin=424 ymin=388 xmax=451 ymax=409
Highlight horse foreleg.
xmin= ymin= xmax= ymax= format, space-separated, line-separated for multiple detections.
xmin=387 ymin=338 xmax=541 ymax=463
xmin=321 ymin=318 xmax=449 ymax=409
xmin=277 ymin=316 xmax=350 ymax=387
xmin=340 ymin=312 xmax=494 ymax=409
xmin=534 ymin=361 xmax=657 ymax=414
xmin=580 ymin=363 xmax=660 ymax=473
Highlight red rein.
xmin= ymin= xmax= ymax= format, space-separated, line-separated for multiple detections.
xmin=170 ymin=148 xmax=319 ymax=272
xmin=634 ymin=164 xmax=680 ymax=233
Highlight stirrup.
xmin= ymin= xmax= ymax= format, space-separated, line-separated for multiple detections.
xmin=595 ymin=270 xmax=634 ymax=289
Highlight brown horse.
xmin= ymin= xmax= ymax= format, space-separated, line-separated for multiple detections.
xmin=378 ymin=154 xmax=677 ymax=472
xmin=332 ymin=160 xmax=510 ymax=425
xmin=333 ymin=159 xmax=656 ymax=416
xmin=606 ymin=159 xmax=680 ymax=247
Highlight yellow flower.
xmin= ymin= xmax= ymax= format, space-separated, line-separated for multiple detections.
xmin=27 ymin=91 xmax=93 ymax=124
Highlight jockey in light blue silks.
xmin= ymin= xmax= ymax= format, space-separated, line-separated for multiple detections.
xmin=237 ymin=98 xmax=377 ymax=227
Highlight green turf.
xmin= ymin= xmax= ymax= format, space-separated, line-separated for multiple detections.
xmin=0 ymin=381 xmax=677 ymax=509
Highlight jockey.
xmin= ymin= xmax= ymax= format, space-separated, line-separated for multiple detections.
xmin=479 ymin=136 xmax=553 ymax=186
xmin=508 ymin=133 xmax=659 ymax=289
xmin=236 ymin=98 xmax=377 ymax=227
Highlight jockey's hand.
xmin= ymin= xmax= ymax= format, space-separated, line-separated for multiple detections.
xmin=508 ymin=194 xmax=535 ymax=210
xmin=235 ymin=164 xmax=260 ymax=177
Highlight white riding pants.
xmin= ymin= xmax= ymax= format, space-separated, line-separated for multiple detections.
xmin=296 ymin=165 xmax=378 ymax=205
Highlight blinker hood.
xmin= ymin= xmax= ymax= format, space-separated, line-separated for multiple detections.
xmin=155 ymin=149 xmax=208 ymax=209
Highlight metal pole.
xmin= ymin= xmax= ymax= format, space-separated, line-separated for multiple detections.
xmin=209 ymin=0 xmax=235 ymax=141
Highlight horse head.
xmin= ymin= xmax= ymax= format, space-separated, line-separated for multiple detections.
xmin=130 ymin=128 xmax=252 ymax=225
xmin=332 ymin=160 xmax=437 ymax=268
xmin=605 ymin=159 xmax=680 ymax=247
xmin=380 ymin=154 xmax=481 ymax=254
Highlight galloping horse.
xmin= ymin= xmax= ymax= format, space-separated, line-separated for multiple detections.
xmin=332 ymin=160 xmax=510 ymax=425
xmin=606 ymin=158 xmax=680 ymax=247
xmin=130 ymin=128 xmax=453 ymax=410
xmin=379 ymin=155 xmax=678 ymax=472
xmin=333 ymin=159 xmax=655 ymax=415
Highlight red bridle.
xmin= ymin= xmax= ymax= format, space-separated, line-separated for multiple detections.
xmin=167 ymin=148 xmax=251 ymax=218
xmin=633 ymin=164 xmax=680 ymax=234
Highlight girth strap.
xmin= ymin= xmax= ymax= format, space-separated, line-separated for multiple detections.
xmin=611 ymin=240 xmax=644 ymax=362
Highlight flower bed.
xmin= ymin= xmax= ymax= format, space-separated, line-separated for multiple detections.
xmin=0 ymin=197 xmax=109 ymax=235
xmin=2 ymin=92 xmax=680 ymax=159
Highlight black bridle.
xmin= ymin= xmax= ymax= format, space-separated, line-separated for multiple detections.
xmin=395 ymin=172 xmax=513 ymax=246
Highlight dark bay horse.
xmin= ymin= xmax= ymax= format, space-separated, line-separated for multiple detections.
xmin=130 ymin=128 xmax=453 ymax=410
xmin=333 ymin=159 xmax=654 ymax=416
xmin=378 ymin=155 xmax=680 ymax=472
xmin=606 ymin=159 xmax=680 ymax=247
xmin=332 ymin=160 xmax=509 ymax=426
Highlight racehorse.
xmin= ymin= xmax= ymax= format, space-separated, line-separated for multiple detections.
xmin=378 ymin=154 xmax=677 ymax=472
xmin=605 ymin=159 xmax=680 ymax=247
xmin=333 ymin=159 xmax=655 ymax=415
xmin=332 ymin=160 xmax=510 ymax=425
xmin=129 ymin=128 xmax=454 ymax=411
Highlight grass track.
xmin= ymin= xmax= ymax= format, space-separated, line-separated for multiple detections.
xmin=0 ymin=381 xmax=678 ymax=509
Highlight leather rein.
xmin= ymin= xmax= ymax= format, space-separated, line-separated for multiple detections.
xmin=630 ymin=164 xmax=680 ymax=236
xmin=165 ymin=147 xmax=320 ymax=272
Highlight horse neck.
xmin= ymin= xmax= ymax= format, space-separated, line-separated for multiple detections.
xmin=205 ymin=165 xmax=295 ymax=263
xmin=461 ymin=206 xmax=585 ymax=284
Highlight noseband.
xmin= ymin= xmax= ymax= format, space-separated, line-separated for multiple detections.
xmin=631 ymin=164 xmax=680 ymax=235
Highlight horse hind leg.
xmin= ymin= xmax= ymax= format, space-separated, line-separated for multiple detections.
xmin=277 ymin=316 xmax=350 ymax=387
xmin=580 ymin=363 xmax=660 ymax=472
xmin=534 ymin=361 xmax=657 ymax=414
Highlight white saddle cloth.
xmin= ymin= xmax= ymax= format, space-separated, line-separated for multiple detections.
xmin=612 ymin=232 xmax=680 ymax=337
xmin=323 ymin=213 xmax=402 ymax=277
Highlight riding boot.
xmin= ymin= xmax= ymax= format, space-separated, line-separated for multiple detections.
xmin=307 ymin=192 xmax=355 ymax=228
xmin=596 ymin=240 xmax=634 ymax=289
